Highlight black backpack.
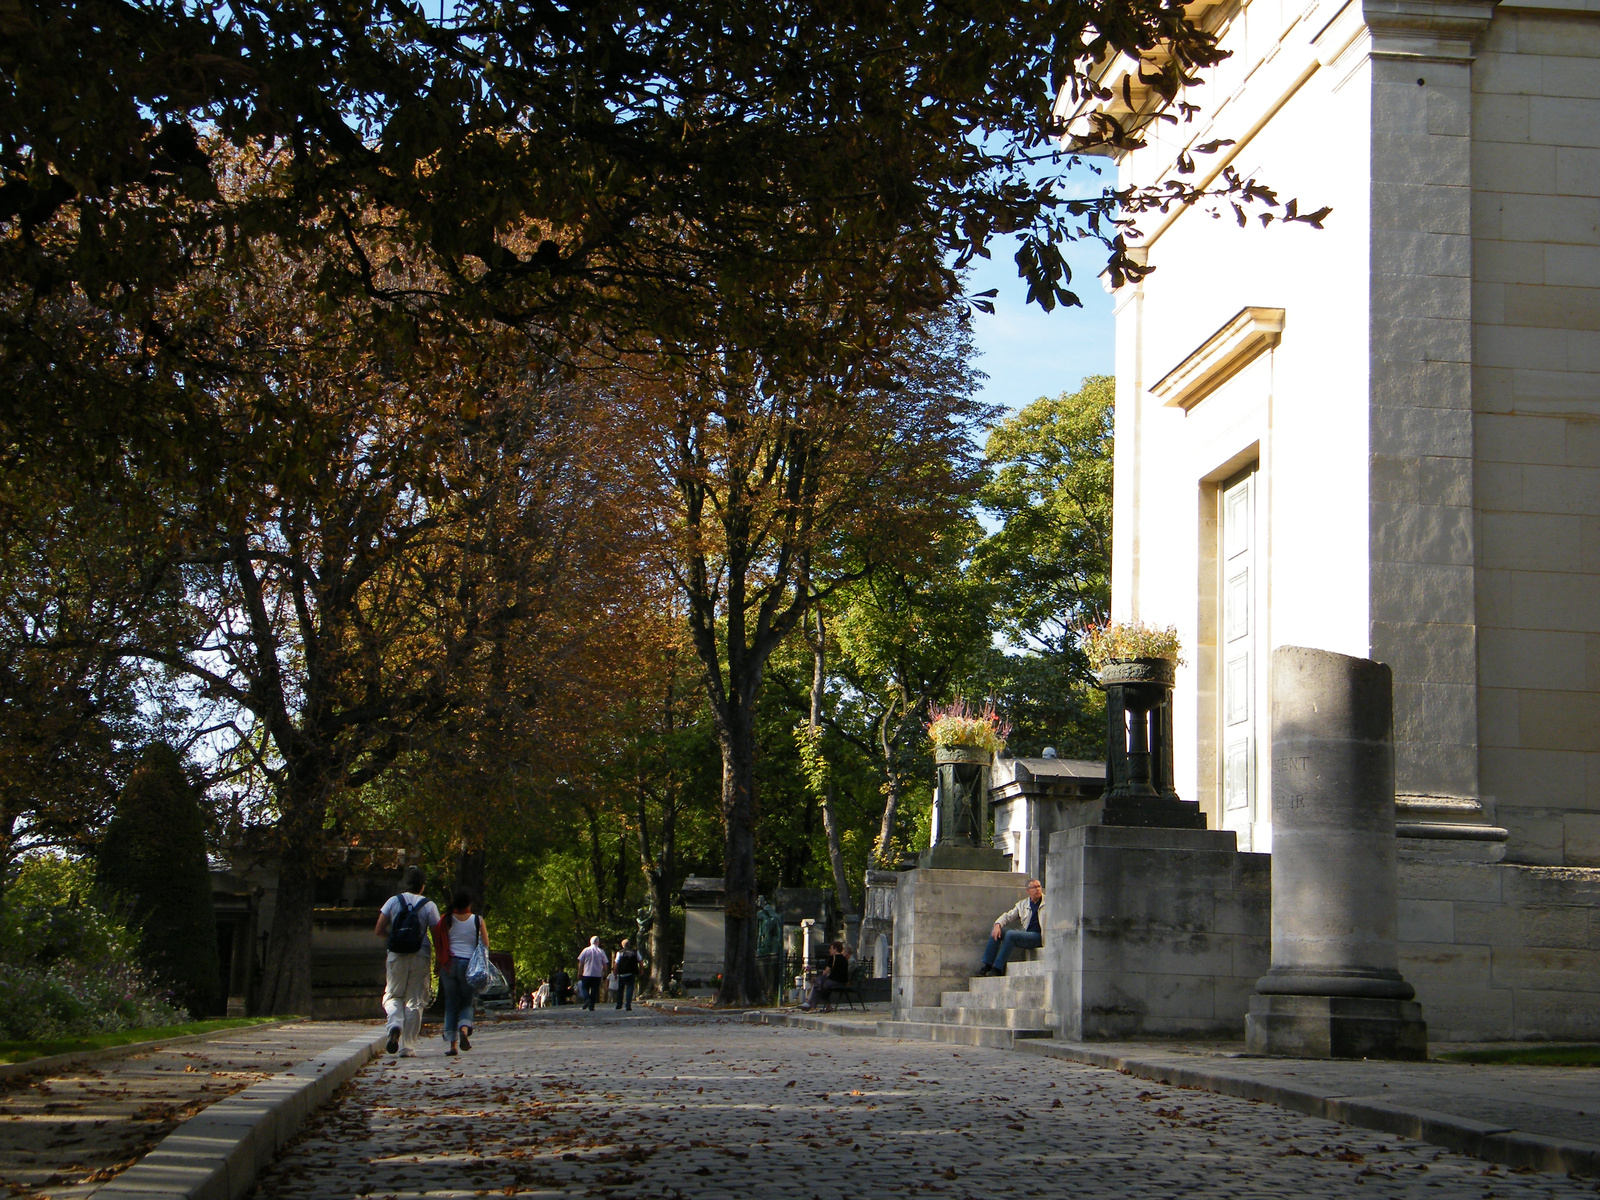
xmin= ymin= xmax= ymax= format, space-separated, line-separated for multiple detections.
xmin=388 ymin=895 xmax=426 ymax=954
xmin=617 ymin=950 xmax=639 ymax=975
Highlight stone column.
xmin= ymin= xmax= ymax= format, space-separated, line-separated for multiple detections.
xmin=1246 ymin=647 xmax=1426 ymax=1058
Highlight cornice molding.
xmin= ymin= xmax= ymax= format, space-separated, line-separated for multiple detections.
xmin=1361 ymin=0 xmax=1499 ymax=58
xmin=1150 ymin=306 xmax=1286 ymax=410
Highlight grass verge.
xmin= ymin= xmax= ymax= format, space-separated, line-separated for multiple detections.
xmin=1437 ymin=1044 xmax=1600 ymax=1067
xmin=0 ymin=1017 xmax=289 ymax=1065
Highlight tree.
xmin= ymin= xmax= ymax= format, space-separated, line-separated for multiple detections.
xmin=831 ymin=520 xmax=996 ymax=871
xmin=96 ymin=744 xmax=220 ymax=1018
xmin=641 ymin=310 xmax=991 ymax=1004
xmin=1 ymin=0 xmax=1318 ymax=488
xmin=90 ymin=230 xmax=651 ymax=1014
xmin=976 ymin=374 xmax=1115 ymax=756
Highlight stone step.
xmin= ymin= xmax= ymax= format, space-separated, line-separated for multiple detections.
xmin=940 ymin=994 xmax=1048 ymax=1015
xmin=877 ymin=1020 xmax=1054 ymax=1050
xmin=909 ymin=1006 xmax=1055 ymax=1030
xmin=964 ymin=975 xmax=1049 ymax=1001
xmin=942 ymin=981 xmax=1049 ymax=1009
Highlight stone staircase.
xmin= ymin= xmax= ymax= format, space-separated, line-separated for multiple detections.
xmin=893 ymin=952 xmax=1056 ymax=1049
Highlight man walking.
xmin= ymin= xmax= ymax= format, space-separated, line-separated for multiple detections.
xmin=577 ymin=936 xmax=608 ymax=1011
xmin=374 ymin=866 xmax=442 ymax=1056
xmin=613 ymin=939 xmax=643 ymax=1011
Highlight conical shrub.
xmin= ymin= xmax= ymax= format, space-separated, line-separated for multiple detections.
xmin=96 ymin=744 xmax=221 ymax=1017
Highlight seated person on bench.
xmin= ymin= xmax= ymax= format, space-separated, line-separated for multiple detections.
xmin=978 ymin=878 xmax=1044 ymax=976
xmin=800 ymin=941 xmax=852 ymax=1011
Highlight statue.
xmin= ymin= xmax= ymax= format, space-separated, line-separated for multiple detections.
xmin=635 ymin=899 xmax=654 ymax=944
xmin=756 ymin=895 xmax=783 ymax=957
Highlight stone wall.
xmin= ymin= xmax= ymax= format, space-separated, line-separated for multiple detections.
xmin=890 ymin=869 xmax=1028 ymax=1018
xmin=1047 ymin=826 xmax=1271 ymax=1041
xmin=1471 ymin=2 xmax=1600 ymax=867
xmin=1399 ymin=857 xmax=1600 ymax=1040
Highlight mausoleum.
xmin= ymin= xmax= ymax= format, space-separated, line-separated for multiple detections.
xmin=1062 ymin=0 xmax=1600 ymax=1040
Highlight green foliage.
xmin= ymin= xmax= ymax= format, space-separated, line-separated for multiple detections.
xmin=980 ymin=375 xmax=1114 ymax=667
xmin=971 ymin=375 xmax=1115 ymax=761
xmin=0 ymin=853 xmax=186 ymax=1040
xmin=95 ymin=745 xmax=220 ymax=1018
xmin=793 ymin=722 xmax=832 ymax=800
xmin=976 ymin=650 xmax=1107 ymax=762
xmin=0 ymin=1018 xmax=279 ymax=1065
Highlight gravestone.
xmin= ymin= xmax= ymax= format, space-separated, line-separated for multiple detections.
xmin=1246 ymin=647 xmax=1427 ymax=1059
xmin=679 ymin=876 xmax=725 ymax=992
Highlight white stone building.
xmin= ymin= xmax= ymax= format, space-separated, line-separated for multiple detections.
xmin=1066 ymin=0 xmax=1600 ymax=1037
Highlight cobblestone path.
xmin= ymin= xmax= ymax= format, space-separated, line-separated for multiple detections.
xmin=253 ymin=1011 xmax=1600 ymax=1200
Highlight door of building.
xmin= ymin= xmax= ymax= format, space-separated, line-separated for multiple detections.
xmin=1220 ymin=468 xmax=1257 ymax=847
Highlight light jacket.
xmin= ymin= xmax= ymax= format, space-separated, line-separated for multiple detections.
xmin=994 ymin=895 xmax=1044 ymax=936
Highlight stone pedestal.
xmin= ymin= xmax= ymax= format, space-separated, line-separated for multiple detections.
xmin=1046 ymin=825 xmax=1271 ymax=1040
xmin=1247 ymin=647 xmax=1427 ymax=1058
xmin=919 ymin=844 xmax=1010 ymax=871
xmin=890 ymin=867 xmax=1029 ymax=1018
xmin=1247 ymin=995 xmax=1427 ymax=1060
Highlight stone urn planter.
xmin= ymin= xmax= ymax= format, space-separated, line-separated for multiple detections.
xmin=1096 ymin=655 xmax=1203 ymax=829
xmin=934 ymin=744 xmax=993 ymax=848
xmin=919 ymin=700 xmax=1010 ymax=870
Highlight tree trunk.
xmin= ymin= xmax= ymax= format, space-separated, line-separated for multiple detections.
xmin=252 ymin=764 xmax=326 ymax=1017
xmin=715 ymin=703 xmax=761 ymax=1006
xmin=876 ymin=704 xmax=902 ymax=864
xmin=808 ymin=609 xmax=855 ymax=934
xmin=876 ymin=733 xmax=903 ymax=868
xmin=254 ymin=839 xmax=316 ymax=1016
xmin=645 ymin=864 xmax=672 ymax=997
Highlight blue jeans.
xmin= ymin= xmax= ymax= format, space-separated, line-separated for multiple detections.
xmin=613 ymin=975 xmax=636 ymax=1009
xmin=440 ymin=958 xmax=475 ymax=1044
xmin=579 ymin=976 xmax=602 ymax=1010
xmin=982 ymin=929 xmax=1042 ymax=972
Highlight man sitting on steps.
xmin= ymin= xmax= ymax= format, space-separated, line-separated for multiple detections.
xmin=977 ymin=878 xmax=1044 ymax=976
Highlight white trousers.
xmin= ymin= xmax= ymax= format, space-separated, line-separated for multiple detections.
xmin=383 ymin=950 xmax=433 ymax=1051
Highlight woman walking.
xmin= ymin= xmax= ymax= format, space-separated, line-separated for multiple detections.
xmin=437 ymin=889 xmax=489 ymax=1056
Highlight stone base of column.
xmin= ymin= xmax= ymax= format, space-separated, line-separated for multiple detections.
xmin=917 ymin=844 xmax=1011 ymax=871
xmin=1246 ymin=994 xmax=1427 ymax=1060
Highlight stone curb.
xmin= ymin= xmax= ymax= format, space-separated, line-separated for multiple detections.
xmin=0 ymin=1021 xmax=298 ymax=1084
xmin=87 ymin=1028 xmax=388 ymax=1200
xmin=747 ymin=1011 xmax=1600 ymax=1178
xmin=638 ymin=1000 xmax=760 ymax=1017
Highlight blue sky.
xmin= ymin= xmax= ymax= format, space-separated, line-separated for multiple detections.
xmin=960 ymin=162 xmax=1118 ymax=417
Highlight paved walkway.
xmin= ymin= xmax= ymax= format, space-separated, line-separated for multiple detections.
xmin=0 ymin=1021 xmax=371 ymax=1199
xmin=252 ymin=1009 xmax=1596 ymax=1198
xmin=757 ymin=1008 xmax=1600 ymax=1174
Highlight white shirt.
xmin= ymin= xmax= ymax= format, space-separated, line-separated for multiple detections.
xmin=447 ymin=912 xmax=481 ymax=960
xmin=578 ymin=944 xmax=608 ymax=978
xmin=381 ymin=893 xmax=440 ymax=954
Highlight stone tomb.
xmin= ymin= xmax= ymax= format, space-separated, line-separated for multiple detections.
xmin=890 ymin=868 xmax=1031 ymax=1018
xmin=989 ymin=753 xmax=1106 ymax=885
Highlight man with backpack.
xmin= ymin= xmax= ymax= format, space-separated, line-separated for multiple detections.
xmin=612 ymin=939 xmax=644 ymax=1011
xmin=373 ymin=866 xmax=442 ymax=1056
